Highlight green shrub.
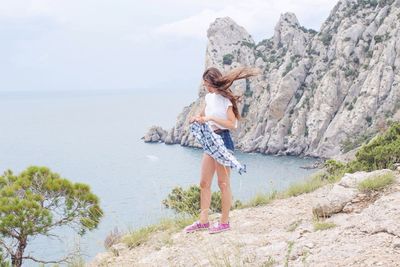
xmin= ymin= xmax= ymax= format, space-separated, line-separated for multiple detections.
xmin=267 ymin=54 xmax=276 ymax=63
xmin=358 ymin=0 xmax=378 ymax=7
xmin=366 ymin=116 xmax=373 ymax=126
xmin=374 ymin=35 xmax=383 ymax=43
xmin=241 ymin=41 xmax=255 ymax=48
xmin=282 ymin=62 xmax=294 ymax=77
xmin=351 ymin=122 xmax=400 ymax=171
xmin=0 ymin=248 xmax=10 ymax=267
xmin=299 ymin=26 xmax=317 ymax=35
xmin=378 ymin=0 xmax=393 ymax=7
xmin=304 ymin=124 xmax=309 ymax=137
xmin=308 ymin=29 xmax=317 ymax=35
xmin=347 ymin=102 xmax=354 ymax=110
xmin=321 ymin=33 xmax=332 ymax=46
xmin=340 ymin=132 xmax=375 ymax=153
xmin=358 ymin=172 xmax=395 ymax=192
xmin=244 ymin=80 xmax=253 ymax=97
xmin=244 ymin=90 xmax=253 ymax=97
xmin=324 ymin=159 xmax=346 ymax=176
xmin=328 ymin=122 xmax=400 ymax=174
xmin=242 ymin=103 xmax=250 ymax=117
xmin=162 ymin=185 xmax=241 ymax=216
xmin=256 ymin=50 xmax=268 ymax=62
xmin=294 ymin=90 xmax=303 ymax=100
xmin=344 ymin=67 xmax=358 ymax=78
xmin=222 ymin=54 xmax=234 ymax=65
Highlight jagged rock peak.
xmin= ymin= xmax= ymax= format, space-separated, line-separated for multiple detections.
xmin=207 ymin=17 xmax=254 ymax=44
xmin=273 ymin=12 xmax=309 ymax=52
xmin=277 ymin=12 xmax=300 ymax=27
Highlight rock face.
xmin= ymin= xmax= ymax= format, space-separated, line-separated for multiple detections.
xmin=90 ymin=170 xmax=400 ymax=266
xmin=142 ymin=126 xmax=168 ymax=143
xmin=159 ymin=0 xmax=400 ymax=158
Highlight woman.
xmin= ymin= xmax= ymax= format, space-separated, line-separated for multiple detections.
xmin=185 ymin=66 xmax=259 ymax=234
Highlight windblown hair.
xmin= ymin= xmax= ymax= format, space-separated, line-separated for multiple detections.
xmin=202 ymin=66 xmax=261 ymax=119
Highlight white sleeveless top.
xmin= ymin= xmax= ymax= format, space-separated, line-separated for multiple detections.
xmin=204 ymin=92 xmax=238 ymax=130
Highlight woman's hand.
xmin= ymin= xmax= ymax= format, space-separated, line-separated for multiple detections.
xmin=189 ymin=115 xmax=204 ymax=123
xmin=196 ymin=116 xmax=206 ymax=123
xmin=189 ymin=116 xmax=196 ymax=123
xmin=189 ymin=115 xmax=214 ymax=124
xmin=203 ymin=116 xmax=214 ymax=122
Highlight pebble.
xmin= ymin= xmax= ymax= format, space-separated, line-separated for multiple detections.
xmin=393 ymin=239 xmax=400 ymax=249
xmin=305 ymin=242 xmax=315 ymax=249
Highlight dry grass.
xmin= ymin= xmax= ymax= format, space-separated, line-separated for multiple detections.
xmin=122 ymin=216 xmax=196 ymax=248
xmin=358 ymin=172 xmax=395 ymax=192
xmin=240 ymin=191 xmax=278 ymax=208
xmin=313 ymin=220 xmax=336 ymax=231
xmin=284 ymin=171 xmax=328 ymax=197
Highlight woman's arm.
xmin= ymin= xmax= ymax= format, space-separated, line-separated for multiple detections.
xmin=204 ymin=106 xmax=237 ymax=130
xmin=199 ymin=105 xmax=205 ymax=117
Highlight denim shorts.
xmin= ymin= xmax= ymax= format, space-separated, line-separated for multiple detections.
xmin=214 ymin=129 xmax=235 ymax=153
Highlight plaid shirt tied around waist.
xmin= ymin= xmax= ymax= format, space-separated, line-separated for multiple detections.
xmin=189 ymin=121 xmax=247 ymax=175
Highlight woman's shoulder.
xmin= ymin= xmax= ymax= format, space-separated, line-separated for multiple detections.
xmin=219 ymin=94 xmax=232 ymax=105
xmin=205 ymin=92 xmax=218 ymax=100
xmin=214 ymin=93 xmax=228 ymax=100
xmin=206 ymin=92 xmax=231 ymax=105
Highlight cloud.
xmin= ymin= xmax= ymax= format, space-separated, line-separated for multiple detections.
xmin=0 ymin=0 xmax=340 ymax=92
xmin=155 ymin=9 xmax=217 ymax=40
xmin=153 ymin=0 xmax=337 ymax=42
xmin=0 ymin=0 xmax=60 ymax=19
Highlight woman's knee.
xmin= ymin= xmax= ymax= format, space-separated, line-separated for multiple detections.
xmin=217 ymin=180 xmax=230 ymax=191
xmin=200 ymin=180 xmax=211 ymax=189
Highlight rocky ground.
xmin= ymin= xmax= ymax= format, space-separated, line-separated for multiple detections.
xmin=89 ymin=169 xmax=400 ymax=266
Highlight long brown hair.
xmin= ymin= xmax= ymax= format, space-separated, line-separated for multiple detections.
xmin=202 ymin=66 xmax=260 ymax=119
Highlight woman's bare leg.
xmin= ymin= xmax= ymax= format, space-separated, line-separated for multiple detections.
xmin=199 ymin=153 xmax=215 ymax=223
xmin=215 ymin=162 xmax=231 ymax=224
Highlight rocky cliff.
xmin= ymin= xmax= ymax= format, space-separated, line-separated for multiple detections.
xmin=148 ymin=0 xmax=400 ymax=158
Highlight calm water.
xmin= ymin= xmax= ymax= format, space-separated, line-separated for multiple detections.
xmin=0 ymin=90 xmax=318 ymax=265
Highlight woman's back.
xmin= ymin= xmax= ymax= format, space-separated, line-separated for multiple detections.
xmin=204 ymin=92 xmax=237 ymax=130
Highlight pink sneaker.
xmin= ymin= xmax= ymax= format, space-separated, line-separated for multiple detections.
xmin=209 ymin=222 xmax=231 ymax=234
xmin=184 ymin=221 xmax=210 ymax=233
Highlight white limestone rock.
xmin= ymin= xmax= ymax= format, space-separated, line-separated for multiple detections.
xmin=147 ymin=0 xmax=400 ymax=159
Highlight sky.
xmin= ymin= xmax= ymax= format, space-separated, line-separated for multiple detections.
xmin=0 ymin=0 xmax=338 ymax=93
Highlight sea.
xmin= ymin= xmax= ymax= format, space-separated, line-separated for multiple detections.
xmin=0 ymin=89 xmax=319 ymax=266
